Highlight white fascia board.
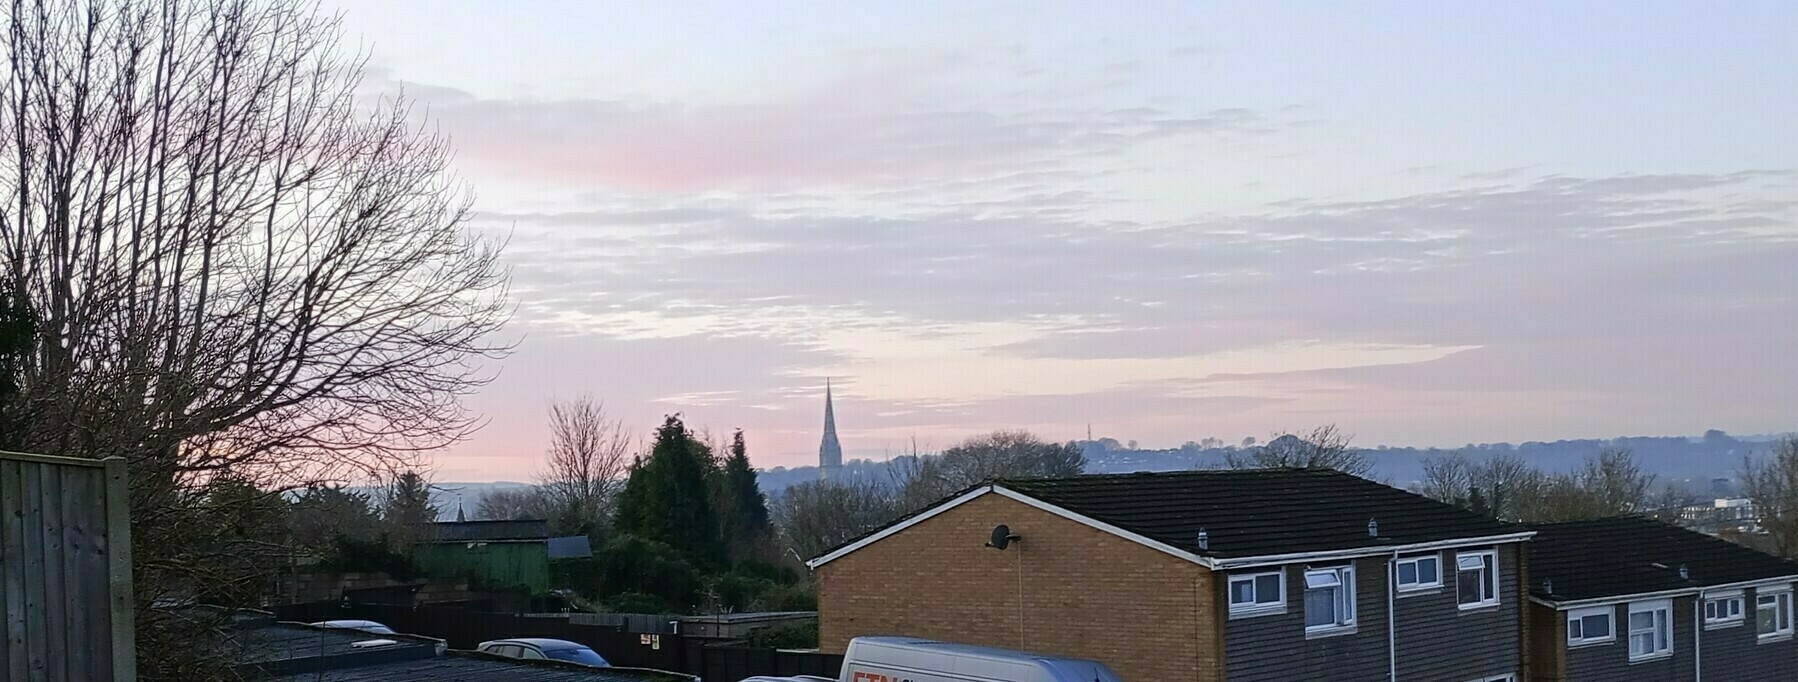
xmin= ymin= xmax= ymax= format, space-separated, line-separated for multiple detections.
xmin=806 ymin=484 xmax=1220 ymax=569
xmin=1211 ymin=532 xmax=1537 ymax=570
xmin=806 ymin=485 xmax=995 ymax=569
xmin=1535 ymin=574 xmax=1798 ymax=610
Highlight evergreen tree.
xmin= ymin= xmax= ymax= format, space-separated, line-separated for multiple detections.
xmin=0 ymin=284 xmax=36 ymax=449
xmin=382 ymin=470 xmax=439 ymax=551
xmin=1469 ymin=485 xmax=1491 ymax=517
xmin=615 ymin=415 xmax=723 ymax=566
xmin=719 ymin=429 xmax=774 ymax=562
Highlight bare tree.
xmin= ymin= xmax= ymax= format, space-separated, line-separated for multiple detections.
xmin=0 ymin=2 xmax=507 ymax=675
xmin=1226 ymin=425 xmax=1371 ymax=476
xmin=774 ymin=477 xmax=904 ymax=561
xmin=539 ymin=396 xmax=631 ymax=535
xmin=1419 ymin=451 xmax=1476 ymax=506
xmin=895 ymin=430 xmax=1085 ymax=509
xmin=1742 ymin=436 xmax=1798 ymax=557
xmin=474 ymin=486 xmax=552 ymax=521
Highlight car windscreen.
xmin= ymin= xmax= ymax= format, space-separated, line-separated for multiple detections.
xmin=544 ymin=647 xmax=609 ymax=666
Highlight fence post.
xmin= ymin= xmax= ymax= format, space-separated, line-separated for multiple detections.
xmin=103 ymin=456 xmax=136 ymax=682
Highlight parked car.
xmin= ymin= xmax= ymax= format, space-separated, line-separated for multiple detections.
xmin=476 ymin=638 xmax=611 ymax=667
xmin=308 ymin=619 xmax=396 ymax=635
xmin=840 ymin=637 xmax=1123 ymax=682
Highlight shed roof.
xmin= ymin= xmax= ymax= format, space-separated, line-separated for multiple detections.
xmin=427 ymin=519 xmax=550 ymax=543
xmin=1528 ymin=517 xmax=1798 ymax=604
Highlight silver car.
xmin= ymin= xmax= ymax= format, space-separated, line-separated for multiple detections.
xmin=476 ymin=637 xmax=611 ymax=667
xmin=308 ymin=619 xmax=396 ymax=635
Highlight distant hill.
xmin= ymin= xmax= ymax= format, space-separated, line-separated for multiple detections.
xmin=754 ymin=430 xmax=1787 ymax=498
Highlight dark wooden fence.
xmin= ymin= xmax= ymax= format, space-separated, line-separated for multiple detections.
xmin=274 ymin=602 xmax=843 ymax=681
xmin=0 ymin=451 xmax=135 ymax=682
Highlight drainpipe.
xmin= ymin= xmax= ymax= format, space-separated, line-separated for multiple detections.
xmin=1693 ymin=590 xmax=1703 ymax=682
xmin=1388 ymin=550 xmax=1399 ymax=682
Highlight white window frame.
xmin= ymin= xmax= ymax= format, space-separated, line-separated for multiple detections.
xmin=1228 ymin=570 xmax=1286 ymax=617
xmin=1627 ymin=599 xmax=1673 ymax=662
xmin=1566 ymin=605 xmax=1616 ymax=647
xmin=1703 ymin=590 xmax=1745 ymax=630
xmin=1757 ymin=586 xmax=1794 ymax=642
xmin=1455 ymin=550 xmax=1501 ymax=610
xmin=1467 ymin=675 xmax=1517 ymax=682
xmin=1395 ymin=552 xmax=1442 ymax=593
xmin=1303 ymin=565 xmax=1356 ymax=636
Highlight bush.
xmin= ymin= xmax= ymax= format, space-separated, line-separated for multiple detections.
xmin=323 ymin=535 xmax=419 ymax=581
xmin=759 ymin=582 xmax=818 ymax=612
xmin=744 ymin=621 xmax=819 ymax=649
xmin=598 ymin=534 xmax=701 ymax=609
xmin=729 ymin=559 xmax=800 ymax=585
xmin=605 ymin=591 xmax=677 ymax=614
xmin=709 ymin=571 xmax=777 ymax=612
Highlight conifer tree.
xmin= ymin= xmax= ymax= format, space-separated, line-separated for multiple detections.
xmin=615 ymin=415 xmax=723 ymax=565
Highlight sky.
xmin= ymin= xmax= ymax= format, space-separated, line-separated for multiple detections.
xmin=323 ymin=1 xmax=1798 ymax=480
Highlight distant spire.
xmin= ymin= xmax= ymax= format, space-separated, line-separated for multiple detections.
xmin=819 ymin=378 xmax=843 ymax=480
xmin=455 ymin=499 xmax=466 ymax=523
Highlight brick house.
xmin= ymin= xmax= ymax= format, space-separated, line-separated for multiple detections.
xmin=1525 ymin=517 xmax=1798 ymax=681
xmin=808 ymin=469 xmax=1534 ymax=681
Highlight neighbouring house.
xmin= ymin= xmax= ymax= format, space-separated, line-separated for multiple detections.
xmin=415 ymin=519 xmax=552 ymax=593
xmin=807 ymin=469 xmax=1534 ymax=681
xmin=1525 ymin=517 xmax=1798 ymax=682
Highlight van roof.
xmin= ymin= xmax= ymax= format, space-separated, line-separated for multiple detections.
xmin=849 ymin=636 xmax=1081 ymax=662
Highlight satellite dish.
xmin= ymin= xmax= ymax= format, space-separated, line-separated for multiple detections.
xmin=987 ymin=524 xmax=1019 ymax=550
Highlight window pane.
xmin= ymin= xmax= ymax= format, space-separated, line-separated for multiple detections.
xmin=1255 ymin=574 xmax=1282 ymax=604
xmin=1760 ymin=603 xmax=1777 ymax=635
xmin=1705 ymin=601 xmax=1717 ymax=619
xmin=1306 ymin=571 xmax=1341 ymax=590
xmin=1418 ymin=557 xmax=1438 ymax=582
xmin=1458 ymin=555 xmax=1483 ymax=571
xmin=1482 ymin=555 xmax=1497 ymax=599
xmin=1305 ymin=586 xmax=1336 ymax=627
xmin=1630 ymin=611 xmax=1655 ymax=630
xmin=1584 ymin=614 xmax=1610 ymax=638
xmin=1568 ymin=618 xmax=1583 ymax=638
xmin=1231 ymin=580 xmax=1254 ymax=604
xmin=1782 ymin=595 xmax=1792 ymax=630
xmin=1398 ymin=562 xmax=1417 ymax=585
xmin=1657 ymin=611 xmax=1669 ymax=649
xmin=1458 ymin=571 xmax=1481 ymax=604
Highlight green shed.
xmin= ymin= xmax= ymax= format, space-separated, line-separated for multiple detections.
xmin=416 ymin=519 xmax=552 ymax=593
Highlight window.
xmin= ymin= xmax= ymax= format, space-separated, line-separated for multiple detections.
xmin=1704 ymin=591 xmax=1745 ymax=629
xmin=518 ymin=646 xmax=545 ymax=660
xmin=1627 ymin=600 xmax=1673 ymax=661
xmin=1456 ymin=550 xmax=1500 ymax=609
xmin=1758 ymin=588 xmax=1794 ymax=641
xmin=1228 ymin=570 xmax=1285 ymax=616
xmin=1304 ymin=565 xmax=1356 ymax=634
xmin=1566 ymin=605 xmax=1615 ymax=646
xmin=1396 ymin=553 xmax=1442 ymax=592
xmin=1468 ymin=676 xmax=1517 ymax=682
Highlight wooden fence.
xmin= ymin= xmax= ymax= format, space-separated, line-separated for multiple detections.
xmin=0 ymin=451 xmax=135 ymax=682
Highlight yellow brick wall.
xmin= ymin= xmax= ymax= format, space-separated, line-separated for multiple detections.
xmin=816 ymin=491 xmax=1221 ymax=681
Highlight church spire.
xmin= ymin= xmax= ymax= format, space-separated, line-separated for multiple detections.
xmin=818 ymin=378 xmax=843 ymax=480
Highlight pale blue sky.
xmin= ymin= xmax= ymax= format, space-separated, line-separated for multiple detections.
xmin=325 ymin=1 xmax=1798 ymax=478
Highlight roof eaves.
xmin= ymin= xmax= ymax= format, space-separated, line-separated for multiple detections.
xmin=1533 ymin=573 xmax=1798 ymax=609
xmin=1211 ymin=531 xmax=1538 ymax=570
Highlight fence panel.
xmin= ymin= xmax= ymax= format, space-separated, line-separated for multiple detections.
xmin=0 ymin=452 xmax=134 ymax=682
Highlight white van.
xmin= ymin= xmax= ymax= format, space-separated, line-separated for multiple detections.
xmin=836 ymin=636 xmax=1124 ymax=682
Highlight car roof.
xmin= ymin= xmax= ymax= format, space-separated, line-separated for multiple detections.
xmin=486 ymin=638 xmax=588 ymax=649
xmin=314 ymin=620 xmax=385 ymax=627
